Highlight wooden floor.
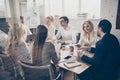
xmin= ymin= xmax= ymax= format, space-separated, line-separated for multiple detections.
xmin=64 ymin=71 xmax=74 ymax=80
xmin=63 ymin=71 xmax=80 ymax=80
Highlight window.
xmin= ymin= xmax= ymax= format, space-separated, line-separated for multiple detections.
xmin=45 ymin=0 xmax=79 ymax=18
xmin=45 ymin=0 xmax=62 ymax=16
xmin=81 ymin=0 xmax=101 ymax=19
xmin=44 ymin=0 xmax=101 ymax=19
xmin=0 ymin=0 xmax=5 ymax=18
xmin=26 ymin=0 xmax=40 ymax=28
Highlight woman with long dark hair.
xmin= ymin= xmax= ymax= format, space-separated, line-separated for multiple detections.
xmin=32 ymin=25 xmax=58 ymax=66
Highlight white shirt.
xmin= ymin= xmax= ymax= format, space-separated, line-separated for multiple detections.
xmin=22 ymin=24 xmax=32 ymax=35
xmin=56 ymin=26 xmax=77 ymax=43
xmin=22 ymin=24 xmax=32 ymax=41
xmin=79 ymin=31 xmax=98 ymax=46
xmin=46 ymin=25 xmax=56 ymax=41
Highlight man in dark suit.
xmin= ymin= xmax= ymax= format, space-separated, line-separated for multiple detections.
xmin=78 ymin=19 xmax=120 ymax=80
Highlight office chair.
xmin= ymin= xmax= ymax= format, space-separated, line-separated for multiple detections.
xmin=18 ymin=61 xmax=63 ymax=80
xmin=0 ymin=54 xmax=23 ymax=80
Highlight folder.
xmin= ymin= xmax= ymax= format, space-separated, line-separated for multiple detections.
xmin=64 ymin=61 xmax=81 ymax=69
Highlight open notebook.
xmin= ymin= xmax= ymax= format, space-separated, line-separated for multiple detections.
xmin=64 ymin=61 xmax=81 ymax=69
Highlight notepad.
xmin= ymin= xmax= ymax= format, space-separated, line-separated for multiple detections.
xmin=64 ymin=61 xmax=81 ymax=69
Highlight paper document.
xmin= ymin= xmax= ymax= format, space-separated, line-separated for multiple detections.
xmin=64 ymin=61 xmax=81 ymax=69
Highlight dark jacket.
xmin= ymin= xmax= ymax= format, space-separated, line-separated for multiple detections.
xmin=81 ymin=33 xmax=120 ymax=79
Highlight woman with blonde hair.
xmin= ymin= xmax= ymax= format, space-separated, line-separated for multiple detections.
xmin=77 ymin=20 xmax=98 ymax=58
xmin=79 ymin=20 xmax=97 ymax=47
xmin=45 ymin=15 xmax=56 ymax=42
xmin=5 ymin=23 xmax=31 ymax=63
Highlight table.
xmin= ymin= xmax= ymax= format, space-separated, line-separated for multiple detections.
xmin=58 ymin=49 xmax=91 ymax=80
xmin=58 ymin=44 xmax=94 ymax=80
xmin=58 ymin=49 xmax=91 ymax=74
xmin=59 ymin=60 xmax=90 ymax=74
xmin=58 ymin=43 xmax=93 ymax=73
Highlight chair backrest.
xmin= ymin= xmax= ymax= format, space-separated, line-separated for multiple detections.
xmin=0 ymin=54 xmax=22 ymax=80
xmin=18 ymin=61 xmax=55 ymax=80
xmin=76 ymin=33 xmax=81 ymax=43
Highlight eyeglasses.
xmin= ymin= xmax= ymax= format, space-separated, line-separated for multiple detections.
xmin=60 ymin=20 xmax=65 ymax=22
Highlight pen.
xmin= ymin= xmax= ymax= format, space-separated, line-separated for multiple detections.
xmin=66 ymin=61 xmax=75 ymax=64
xmin=63 ymin=64 xmax=82 ymax=69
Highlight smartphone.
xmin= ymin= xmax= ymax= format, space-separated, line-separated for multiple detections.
xmin=64 ymin=55 xmax=72 ymax=59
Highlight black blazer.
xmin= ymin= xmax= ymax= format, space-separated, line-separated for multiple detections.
xmin=81 ymin=33 xmax=120 ymax=76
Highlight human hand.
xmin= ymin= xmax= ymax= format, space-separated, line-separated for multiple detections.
xmin=77 ymin=49 xmax=83 ymax=57
xmin=80 ymin=46 xmax=90 ymax=51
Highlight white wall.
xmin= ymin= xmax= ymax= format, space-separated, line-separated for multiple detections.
xmin=100 ymin=0 xmax=120 ymax=40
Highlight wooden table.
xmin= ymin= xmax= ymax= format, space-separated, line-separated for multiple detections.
xmin=59 ymin=60 xmax=90 ymax=74
xmin=58 ymin=50 xmax=91 ymax=74
xmin=58 ymin=50 xmax=91 ymax=80
xmin=58 ymin=45 xmax=93 ymax=80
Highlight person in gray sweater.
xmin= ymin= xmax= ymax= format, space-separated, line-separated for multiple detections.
xmin=32 ymin=25 xmax=59 ymax=79
xmin=5 ymin=23 xmax=31 ymax=63
xmin=32 ymin=24 xmax=59 ymax=66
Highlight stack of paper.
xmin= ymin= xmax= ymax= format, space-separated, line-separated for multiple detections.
xmin=64 ymin=61 xmax=81 ymax=69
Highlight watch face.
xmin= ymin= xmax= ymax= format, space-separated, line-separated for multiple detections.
xmin=64 ymin=55 xmax=72 ymax=59
xmin=87 ymin=48 xmax=91 ymax=52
